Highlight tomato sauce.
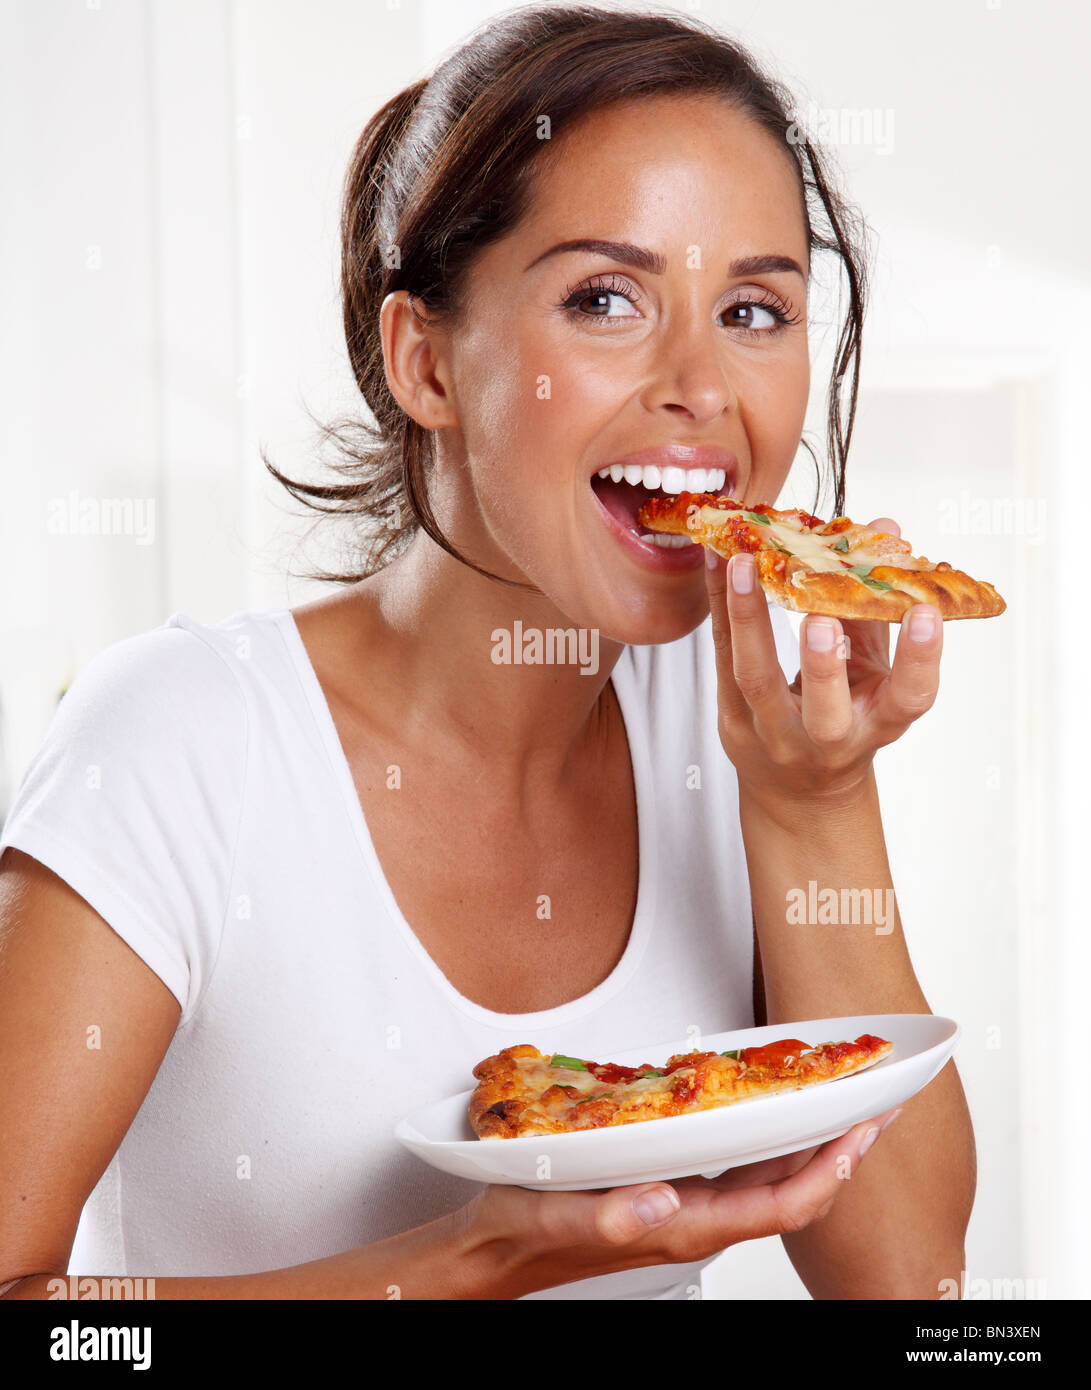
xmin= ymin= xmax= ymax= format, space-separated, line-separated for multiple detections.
xmin=586 ymin=1062 xmax=643 ymax=1084
xmin=586 ymin=1051 xmax=720 ymax=1084
xmin=740 ymin=1038 xmax=812 ymax=1069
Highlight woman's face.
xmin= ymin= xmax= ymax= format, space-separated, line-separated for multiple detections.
xmin=421 ymin=93 xmax=811 ymax=642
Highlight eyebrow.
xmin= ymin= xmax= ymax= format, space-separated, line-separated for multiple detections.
xmin=524 ymin=239 xmax=806 ymax=280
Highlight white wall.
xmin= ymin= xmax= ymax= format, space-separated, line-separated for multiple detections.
xmin=1 ymin=0 xmax=1084 ymax=1298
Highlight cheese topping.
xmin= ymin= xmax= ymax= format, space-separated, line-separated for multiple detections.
xmin=518 ymin=1056 xmax=698 ymax=1112
xmin=696 ymin=506 xmax=877 ymax=580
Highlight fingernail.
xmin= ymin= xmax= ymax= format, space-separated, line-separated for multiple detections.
xmin=880 ymin=1106 xmax=903 ymax=1131
xmin=632 ymin=1188 xmax=681 ymax=1225
xmin=907 ymin=609 xmax=936 ymax=643
xmin=805 ymin=619 xmax=838 ymax=653
xmin=858 ymin=1125 xmax=881 ymax=1157
xmin=730 ymin=555 xmax=754 ymax=594
xmin=705 ymin=547 xmax=720 ymax=571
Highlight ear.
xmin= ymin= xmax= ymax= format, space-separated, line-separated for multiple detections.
xmin=379 ymin=291 xmax=459 ymax=430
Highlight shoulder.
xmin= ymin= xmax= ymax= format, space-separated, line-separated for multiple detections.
xmin=8 ymin=609 xmax=296 ymax=808
xmin=0 ymin=611 xmax=277 ymax=1023
xmin=51 ymin=612 xmax=251 ymax=750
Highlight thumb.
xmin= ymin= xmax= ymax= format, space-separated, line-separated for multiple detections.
xmin=536 ymin=1183 xmax=683 ymax=1249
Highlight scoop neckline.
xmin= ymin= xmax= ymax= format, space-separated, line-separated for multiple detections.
xmin=271 ymin=606 xmax=658 ymax=1030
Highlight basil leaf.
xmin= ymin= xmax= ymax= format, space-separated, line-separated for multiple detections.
xmin=768 ymin=540 xmax=792 ymax=556
xmin=550 ymin=1055 xmax=588 ymax=1070
xmin=720 ymin=1049 xmax=741 ymax=1060
xmin=575 ymin=1091 xmax=614 ymax=1104
xmin=636 ymin=1069 xmax=664 ymax=1078
xmin=745 ymin=511 xmax=771 ymax=526
xmin=831 ymin=535 xmax=851 ymax=553
xmin=846 ymin=563 xmax=890 ymax=590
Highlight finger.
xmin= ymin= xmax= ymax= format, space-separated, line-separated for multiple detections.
xmin=530 ymin=1181 xmax=683 ymax=1250
xmin=798 ymin=614 xmax=854 ymax=745
xmin=875 ymin=603 xmax=943 ymax=730
xmin=722 ymin=554 xmax=796 ymax=736
xmin=531 ymin=1112 xmax=888 ymax=1250
xmin=699 ymin=1145 xmax=820 ymax=1192
xmin=703 ymin=550 xmax=752 ymax=730
xmin=709 ymin=1110 xmax=900 ymax=1244
xmin=867 ymin=516 xmax=900 ymax=537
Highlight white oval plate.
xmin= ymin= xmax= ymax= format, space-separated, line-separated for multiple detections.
xmin=394 ymin=1014 xmax=959 ymax=1191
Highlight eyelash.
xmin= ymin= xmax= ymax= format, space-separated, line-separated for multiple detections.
xmin=559 ymin=274 xmax=803 ymax=335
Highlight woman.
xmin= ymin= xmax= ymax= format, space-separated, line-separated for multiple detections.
xmin=0 ymin=6 xmax=974 ymax=1300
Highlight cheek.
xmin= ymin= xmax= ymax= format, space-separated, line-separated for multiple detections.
xmin=456 ymin=318 xmax=628 ymax=491
xmin=743 ymin=351 xmax=810 ymax=456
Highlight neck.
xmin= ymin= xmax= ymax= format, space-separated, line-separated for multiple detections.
xmin=326 ymin=533 xmax=626 ymax=786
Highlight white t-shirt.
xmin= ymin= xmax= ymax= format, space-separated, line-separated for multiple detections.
xmin=0 ymin=602 xmax=799 ymax=1300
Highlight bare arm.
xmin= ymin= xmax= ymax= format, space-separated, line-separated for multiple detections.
xmin=743 ymin=775 xmax=975 ymax=1299
xmin=0 ymin=847 xmax=485 ymax=1300
xmin=705 ymin=542 xmax=977 ymax=1300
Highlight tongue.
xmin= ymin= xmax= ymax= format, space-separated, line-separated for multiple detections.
xmin=591 ymin=475 xmax=649 ymax=530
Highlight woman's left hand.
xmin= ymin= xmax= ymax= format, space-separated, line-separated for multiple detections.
xmin=704 ymin=517 xmax=943 ymax=810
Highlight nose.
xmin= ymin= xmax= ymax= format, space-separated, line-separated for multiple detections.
xmin=641 ymin=320 xmax=739 ymax=424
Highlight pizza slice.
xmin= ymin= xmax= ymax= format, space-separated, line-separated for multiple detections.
xmin=469 ymin=1034 xmax=893 ymax=1139
xmin=637 ymin=493 xmax=1006 ymax=621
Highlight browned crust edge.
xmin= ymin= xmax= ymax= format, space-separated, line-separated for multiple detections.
xmin=468 ymin=1044 xmax=541 ymax=1139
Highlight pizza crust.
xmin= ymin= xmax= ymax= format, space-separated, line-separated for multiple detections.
xmin=767 ymin=559 xmax=1005 ymax=621
xmin=638 ymin=493 xmax=1006 ymax=622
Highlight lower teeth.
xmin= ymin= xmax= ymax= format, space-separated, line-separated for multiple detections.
xmin=636 ymin=532 xmax=695 ymax=549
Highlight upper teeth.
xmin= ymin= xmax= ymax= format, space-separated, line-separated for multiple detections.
xmin=596 ymin=465 xmax=727 ymax=493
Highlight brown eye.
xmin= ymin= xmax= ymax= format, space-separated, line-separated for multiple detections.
xmin=580 ymin=291 xmax=611 ymax=315
xmin=727 ymin=302 xmax=780 ymax=330
xmin=561 ymin=274 xmax=642 ymax=321
xmin=573 ymin=289 xmax=639 ymax=318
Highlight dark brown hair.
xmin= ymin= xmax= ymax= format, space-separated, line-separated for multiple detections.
xmin=265 ymin=4 xmax=870 ymax=583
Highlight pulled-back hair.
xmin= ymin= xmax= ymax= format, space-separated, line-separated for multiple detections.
xmin=265 ymin=4 xmax=870 ymax=583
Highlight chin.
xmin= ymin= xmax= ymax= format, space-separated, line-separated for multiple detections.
xmin=517 ymin=536 xmax=711 ymax=648
xmin=571 ymin=586 xmax=711 ymax=649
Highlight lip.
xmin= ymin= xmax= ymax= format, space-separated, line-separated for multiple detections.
xmin=589 ymin=484 xmax=708 ymax=574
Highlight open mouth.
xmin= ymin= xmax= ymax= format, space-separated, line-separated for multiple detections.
xmin=590 ymin=464 xmax=731 ymax=547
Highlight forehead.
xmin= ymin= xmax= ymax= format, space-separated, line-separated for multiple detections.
xmin=516 ymin=93 xmax=809 ymax=264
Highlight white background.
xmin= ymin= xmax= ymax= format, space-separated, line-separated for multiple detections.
xmin=1 ymin=0 xmax=1085 ymax=1299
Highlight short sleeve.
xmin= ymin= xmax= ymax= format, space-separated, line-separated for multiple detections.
xmin=0 ymin=620 xmax=248 ymax=1026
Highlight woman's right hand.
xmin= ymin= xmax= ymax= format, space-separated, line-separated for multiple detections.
xmin=453 ymin=1109 xmax=902 ymax=1298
